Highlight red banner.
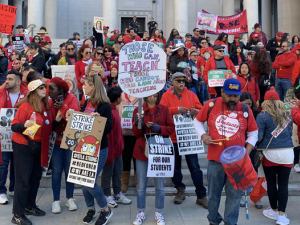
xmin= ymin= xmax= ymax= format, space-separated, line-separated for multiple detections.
xmin=202 ymin=10 xmax=248 ymax=35
xmin=0 ymin=4 xmax=17 ymax=35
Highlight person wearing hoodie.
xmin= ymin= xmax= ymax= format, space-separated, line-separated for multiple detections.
xmin=0 ymin=70 xmax=28 ymax=205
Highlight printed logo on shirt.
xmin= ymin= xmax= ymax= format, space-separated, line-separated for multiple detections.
xmin=215 ymin=113 xmax=240 ymax=138
xmin=177 ymin=62 xmax=188 ymax=68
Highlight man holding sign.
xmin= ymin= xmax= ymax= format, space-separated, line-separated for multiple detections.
xmin=160 ymin=72 xmax=207 ymax=208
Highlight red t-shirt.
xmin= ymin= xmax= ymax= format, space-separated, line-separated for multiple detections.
xmin=238 ymin=55 xmax=242 ymax=65
xmin=196 ymin=98 xmax=258 ymax=161
xmin=84 ymin=101 xmax=96 ymax=114
xmin=185 ymin=42 xmax=193 ymax=49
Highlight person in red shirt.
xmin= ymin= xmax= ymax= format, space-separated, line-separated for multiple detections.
xmin=199 ymin=39 xmax=214 ymax=61
xmin=150 ymin=29 xmax=165 ymax=49
xmin=184 ymin=33 xmax=195 ymax=49
xmin=48 ymin=77 xmax=80 ymax=214
xmin=160 ymin=72 xmax=207 ymax=208
xmin=214 ymin=32 xmax=229 ymax=52
xmin=273 ymin=41 xmax=297 ymax=101
xmin=8 ymin=51 xmax=21 ymax=71
xmin=11 ymin=79 xmax=54 ymax=224
xmin=249 ymin=23 xmax=268 ymax=48
xmin=37 ymin=27 xmax=52 ymax=47
xmin=101 ymin=86 xmax=132 ymax=208
xmin=123 ymin=28 xmax=141 ymax=44
xmin=194 ymin=79 xmax=258 ymax=225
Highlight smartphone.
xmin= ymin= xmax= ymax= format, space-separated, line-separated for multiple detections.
xmin=92 ymin=66 xmax=102 ymax=72
xmin=56 ymin=95 xmax=63 ymax=102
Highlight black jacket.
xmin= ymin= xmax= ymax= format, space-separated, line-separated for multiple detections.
xmin=245 ymin=40 xmax=259 ymax=50
xmin=0 ymin=56 xmax=8 ymax=86
xmin=81 ymin=101 xmax=112 ymax=150
xmin=30 ymin=54 xmax=45 ymax=73
xmin=48 ymin=52 xmax=62 ymax=67
xmin=93 ymin=27 xmax=104 ymax=48
xmin=266 ymin=37 xmax=284 ymax=62
xmin=230 ymin=41 xmax=246 ymax=54
xmin=229 ymin=53 xmax=246 ymax=66
xmin=170 ymin=54 xmax=189 ymax=74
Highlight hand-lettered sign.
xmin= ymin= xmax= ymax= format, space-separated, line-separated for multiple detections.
xmin=0 ymin=108 xmax=17 ymax=152
xmin=121 ymin=105 xmax=137 ymax=129
xmin=0 ymin=4 xmax=17 ymax=35
xmin=208 ymin=70 xmax=233 ymax=87
xmin=118 ymin=41 xmax=167 ymax=98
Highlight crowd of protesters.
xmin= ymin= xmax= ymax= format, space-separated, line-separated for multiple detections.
xmin=0 ymin=18 xmax=299 ymax=225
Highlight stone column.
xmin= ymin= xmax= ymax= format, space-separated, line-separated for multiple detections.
xmin=243 ymin=0 xmax=259 ymax=34
xmin=173 ymin=0 xmax=188 ymax=36
xmin=261 ymin=0 xmax=272 ymax=39
xmin=223 ymin=0 xmax=235 ymax=16
xmin=0 ymin=0 xmax=8 ymax=5
xmin=103 ymin=0 xmax=118 ymax=30
xmin=164 ymin=0 xmax=174 ymax=37
xmin=27 ymin=0 xmax=45 ymax=35
xmin=44 ymin=0 xmax=57 ymax=38
xmin=13 ymin=0 xmax=22 ymax=34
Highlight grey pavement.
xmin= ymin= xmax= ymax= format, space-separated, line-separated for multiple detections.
xmin=0 ymin=188 xmax=300 ymax=225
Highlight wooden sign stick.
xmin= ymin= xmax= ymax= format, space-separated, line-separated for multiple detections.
xmin=0 ymin=33 xmax=3 ymax=45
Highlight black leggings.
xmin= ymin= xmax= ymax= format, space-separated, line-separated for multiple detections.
xmin=263 ymin=166 xmax=291 ymax=212
xmin=294 ymin=146 xmax=300 ymax=164
xmin=122 ymin=136 xmax=137 ymax=171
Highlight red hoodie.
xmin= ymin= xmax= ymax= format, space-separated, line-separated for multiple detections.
xmin=0 ymin=82 xmax=28 ymax=108
xmin=123 ymin=35 xmax=141 ymax=44
xmin=272 ymin=52 xmax=297 ymax=79
xmin=236 ymin=74 xmax=260 ymax=103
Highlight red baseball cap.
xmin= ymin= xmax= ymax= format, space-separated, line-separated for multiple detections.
xmin=264 ymin=90 xmax=280 ymax=101
xmin=277 ymin=31 xmax=283 ymax=37
xmin=103 ymin=26 xmax=109 ymax=29
xmin=234 ymin=34 xmax=240 ymax=39
xmin=253 ymin=34 xmax=259 ymax=38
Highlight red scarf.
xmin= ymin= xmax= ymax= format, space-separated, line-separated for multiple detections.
xmin=176 ymin=53 xmax=187 ymax=60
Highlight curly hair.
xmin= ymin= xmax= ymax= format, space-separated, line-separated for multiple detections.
xmin=261 ymin=100 xmax=289 ymax=127
xmin=252 ymin=50 xmax=272 ymax=75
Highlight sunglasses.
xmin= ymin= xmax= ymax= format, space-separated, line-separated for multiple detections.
xmin=175 ymin=79 xmax=185 ymax=83
xmin=85 ymin=52 xmax=91 ymax=55
xmin=218 ymin=50 xmax=224 ymax=52
xmin=96 ymin=52 xmax=103 ymax=55
xmin=67 ymin=48 xmax=74 ymax=51
xmin=201 ymin=42 xmax=207 ymax=44
xmin=104 ymin=50 xmax=111 ymax=53
xmin=191 ymin=54 xmax=198 ymax=57
xmin=195 ymin=31 xmax=200 ymax=32
xmin=37 ymin=85 xmax=46 ymax=90
xmin=34 ymin=38 xmax=40 ymax=40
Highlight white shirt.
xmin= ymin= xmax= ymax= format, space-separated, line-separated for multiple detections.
xmin=263 ymin=148 xmax=294 ymax=165
xmin=9 ymin=92 xmax=20 ymax=107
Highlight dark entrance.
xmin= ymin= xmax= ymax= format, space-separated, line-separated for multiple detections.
xmin=121 ymin=17 xmax=145 ymax=37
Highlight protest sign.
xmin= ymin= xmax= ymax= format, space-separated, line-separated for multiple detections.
xmin=72 ymin=40 xmax=83 ymax=50
xmin=121 ymin=105 xmax=137 ymax=129
xmin=118 ymin=41 xmax=167 ymax=98
xmin=51 ymin=65 xmax=79 ymax=99
xmin=12 ymin=36 xmax=25 ymax=52
xmin=42 ymin=132 xmax=57 ymax=175
xmin=0 ymin=108 xmax=17 ymax=152
xmin=202 ymin=10 xmax=248 ymax=35
xmin=0 ymin=4 xmax=17 ymax=35
xmin=197 ymin=12 xmax=218 ymax=32
xmin=145 ymin=134 xmax=174 ymax=177
xmin=94 ymin=17 xmax=104 ymax=33
xmin=208 ymin=70 xmax=233 ymax=87
xmin=173 ymin=114 xmax=205 ymax=155
xmin=61 ymin=111 xmax=107 ymax=187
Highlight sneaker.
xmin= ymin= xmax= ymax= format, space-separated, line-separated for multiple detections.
xmin=276 ymin=214 xmax=290 ymax=225
xmin=0 ymin=193 xmax=9 ymax=204
xmin=83 ymin=209 xmax=96 ymax=224
xmin=24 ymin=207 xmax=46 ymax=216
xmin=114 ymin=192 xmax=132 ymax=205
xmin=8 ymin=191 xmax=14 ymax=197
xmin=196 ymin=197 xmax=208 ymax=209
xmin=42 ymin=169 xmax=52 ymax=178
xmin=11 ymin=215 xmax=32 ymax=225
xmin=255 ymin=199 xmax=263 ymax=209
xmin=95 ymin=207 xmax=113 ymax=225
xmin=106 ymin=195 xmax=118 ymax=208
xmin=155 ymin=212 xmax=165 ymax=225
xmin=263 ymin=207 xmax=278 ymax=220
xmin=133 ymin=212 xmax=145 ymax=225
xmin=66 ymin=198 xmax=77 ymax=211
xmin=174 ymin=187 xmax=185 ymax=204
xmin=52 ymin=201 xmax=61 ymax=214
xmin=294 ymin=163 xmax=300 ymax=173
xmin=240 ymin=196 xmax=245 ymax=207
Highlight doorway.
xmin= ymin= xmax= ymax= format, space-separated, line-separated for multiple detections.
xmin=121 ymin=17 xmax=145 ymax=37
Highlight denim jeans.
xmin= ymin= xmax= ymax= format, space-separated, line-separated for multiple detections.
xmin=0 ymin=152 xmax=14 ymax=194
xmin=207 ymin=160 xmax=242 ymax=225
xmin=136 ymin=159 xmax=165 ymax=212
xmin=202 ymin=81 xmax=210 ymax=101
xmin=51 ymin=144 xmax=74 ymax=201
xmin=82 ymin=148 xmax=108 ymax=209
xmin=275 ymin=78 xmax=291 ymax=101
xmin=171 ymin=143 xmax=206 ymax=199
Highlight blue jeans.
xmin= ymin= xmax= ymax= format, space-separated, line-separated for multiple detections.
xmin=82 ymin=148 xmax=108 ymax=209
xmin=51 ymin=144 xmax=74 ymax=201
xmin=136 ymin=159 xmax=165 ymax=212
xmin=171 ymin=143 xmax=206 ymax=199
xmin=275 ymin=78 xmax=291 ymax=101
xmin=207 ymin=160 xmax=242 ymax=225
xmin=0 ymin=152 xmax=14 ymax=194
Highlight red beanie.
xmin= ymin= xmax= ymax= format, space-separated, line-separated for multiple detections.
xmin=234 ymin=34 xmax=240 ymax=39
xmin=254 ymin=23 xmax=261 ymax=29
xmin=51 ymin=77 xmax=69 ymax=92
xmin=264 ymin=90 xmax=279 ymax=101
xmin=111 ymin=64 xmax=118 ymax=71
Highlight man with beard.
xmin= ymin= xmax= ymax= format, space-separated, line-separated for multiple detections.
xmin=0 ymin=70 xmax=28 ymax=205
xmin=193 ymin=79 xmax=258 ymax=225
xmin=160 ymin=72 xmax=207 ymax=208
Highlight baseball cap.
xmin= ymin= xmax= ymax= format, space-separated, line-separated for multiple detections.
xmin=264 ymin=90 xmax=280 ymax=100
xmin=223 ymin=79 xmax=241 ymax=95
xmin=172 ymin=72 xmax=186 ymax=81
xmin=253 ymin=34 xmax=259 ymax=38
xmin=213 ymin=45 xmax=225 ymax=50
xmin=16 ymin=25 xmax=24 ymax=29
xmin=73 ymin=32 xmax=80 ymax=36
xmin=185 ymin=33 xmax=192 ymax=37
xmin=103 ymin=26 xmax=109 ymax=29
xmin=277 ymin=32 xmax=283 ymax=37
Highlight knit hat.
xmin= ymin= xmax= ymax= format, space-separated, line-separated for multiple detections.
xmin=254 ymin=23 xmax=261 ymax=29
xmin=51 ymin=77 xmax=69 ymax=92
xmin=234 ymin=34 xmax=240 ymax=39
xmin=277 ymin=32 xmax=283 ymax=37
xmin=110 ymin=64 xmax=118 ymax=71
xmin=264 ymin=90 xmax=280 ymax=101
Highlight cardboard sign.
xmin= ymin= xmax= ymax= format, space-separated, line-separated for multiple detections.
xmin=119 ymin=41 xmax=167 ymax=98
xmin=72 ymin=40 xmax=83 ymax=50
xmin=197 ymin=12 xmax=218 ymax=32
xmin=0 ymin=4 xmax=17 ymax=35
xmin=51 ymin=65 xmax=79 ymax=100
xmin=271 ymin=119 xmax=291 ymax=138
xmin=94 ymin=16 xmax=104 ymax=33
xmin=202 ymin=9 xmax=248 ymax=35
xmin=173 ymin=114 xmax=205 ymax=155
xmin=145 ymin=134 xmax=174 ymax=177
xmin=121 ymin=105 xmax=137 ymax=129
xmin=0 ymin=108 xmax=17 ymax=152
xmin=42 ymin=132 xmax=57 ymax=174
xmin=208 ymin=70 xmax=233 ymax=87
xmin=12 ymin=36 xmax=25 ymax=52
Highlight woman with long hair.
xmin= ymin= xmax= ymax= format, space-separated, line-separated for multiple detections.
xmin=11 ymin=79 xmax=54 ymax=225
xmin=107 ymin=64 xmax=118 ymax=87
xmin=142 ymin=31 xmax=150 ymax=41
xmin=237 ymin=62 xmax=260 ymax=107
xmin=8 ymin=51 xmax=21 ymax=71
xmin=58 ymin=42 xmax=77 ymax=66
xmin=96 ymin=20 xmax=102 ymax=31
xmin=291 ymin=35 xmax=299 ymax=49
xmin=113 ymin=34 xmax=124 ymax=45
xmin=214 ymin=32 xmax=229 ymax=50
xmin=85 ymin=61 xmax=107 ymax=85
xmin=32 ymin=35 xmax=41 ymax=45
xmin=132 ymin=92 xmax=175 ymax=225
xmin=150 ymin=29 xmax=165 ymax=49
xmin=257 ymin=90 xmax=293 ymax=225
xmin=28 ymin=43 xmax=45 ymax=73
xmin=80 ymin=75 xmax=113 ymax=225
xmin=166 ymin=28 xmax=179 ymax=46
xmin=283 ymin=33 xmax=290 ymax=42
xmin=230 ymin=34 xmax=245 ymax=54
xmin=229 ymin=46 xmax=246 ymax=66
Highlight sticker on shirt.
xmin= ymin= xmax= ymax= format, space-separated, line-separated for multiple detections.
xmin=215 ymin=113 xmax=240 ymax=138
xmin=192 ymin=73 xmax=198 ymax=80
xmin=271 ymin=119 xmax=290 ymax=138
xmin=176 ymin=62 xmax=188 ymax=68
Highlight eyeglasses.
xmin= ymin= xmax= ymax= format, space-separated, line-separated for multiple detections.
xmin=281 ymin=45 xmax=288 ymax=48
xmin=224 ymin=37 xmax=228 ymax=39
xmin=186 ymin=36 xmax=192 ymax=38
xmin=191 ymin=54 xmax=198 ymax=57
xmin=96 ymin=52 xmax=103 ymax=55
xmin=175 ymin=79 xmax=185 ymax=83
xmin=104 ymin=50 xmax=111 ymax=53
xmin=218 ymin=50 xmax=224 ymax=52
xmin=67 ymin=48 xmax=74 ymax=51
xmin=34 ymin=38 xmax=40 ymax=40
xmin=37 ymin=85 xmax=46 ymax=90
xmin=195 ymin=31 xmax=200 ymax=32
xmin=84 ymin=52 xmax=91 ymax=55
xmin=201 ymin=42 xmax=207 ymax=44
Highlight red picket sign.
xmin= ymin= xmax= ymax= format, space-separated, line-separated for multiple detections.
xmin=0 ymin=4 xmax=17 ymax=35
xmin=250 ymin=177 xmax=267 ymax=203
